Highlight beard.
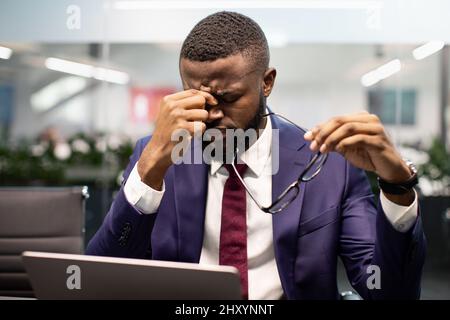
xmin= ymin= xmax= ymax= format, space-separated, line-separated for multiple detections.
xmin=202 ymin=92 xmax=266 ymax=163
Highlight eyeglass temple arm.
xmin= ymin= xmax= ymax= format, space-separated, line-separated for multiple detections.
xmin=261 ymin=111 xmax=324 ymax=177
xmin=231 ymin=162 xmax=271 ymax=212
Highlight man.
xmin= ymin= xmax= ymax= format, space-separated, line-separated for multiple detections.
xmin=87 ymin=11 xmax=425 ymax=300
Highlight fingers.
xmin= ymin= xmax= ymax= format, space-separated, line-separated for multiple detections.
xmin=164 ymin=89 xmax=218 ymax=107
xmin=304 ymin=113 xmax=381 ymax=152
xmin=319 ymin=122 xmax=384 ymax=153
xmin=158 ymin=89 xmax=217 ymax=140
xmin=176 ymin=95 xmax=209 ymax=110
xmin=195 ymin=90 xmax=218 ymax=106
xmin=184 ymin=109 xmax=209 ymax=121
xmin=183 ymin=121 xmax=207 ymax=135
xmin=172 ymin=121 xmax=206 ymax=138
xmin=335 ymin=134 xmax=382 ymax=153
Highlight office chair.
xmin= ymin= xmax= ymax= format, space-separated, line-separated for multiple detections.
xmin=0 ymin=186 xmax=88 ymax=297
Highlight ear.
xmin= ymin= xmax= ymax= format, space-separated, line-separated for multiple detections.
xmin=262 ymin=68 xmax=276 ymax=97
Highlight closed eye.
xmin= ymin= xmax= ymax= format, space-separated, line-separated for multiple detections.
xmin=219 ymin=95 xmax=240 ymax=104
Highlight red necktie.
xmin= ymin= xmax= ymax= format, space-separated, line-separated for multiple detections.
xmin=220 ymin=163 xmax=248 ymax=299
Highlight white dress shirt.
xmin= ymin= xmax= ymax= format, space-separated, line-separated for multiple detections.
xmin=124 ymin=117 xmax=418 ymax=299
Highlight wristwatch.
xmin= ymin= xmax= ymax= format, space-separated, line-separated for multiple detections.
xmin=377 ymin=159 xmax=418 ymax=195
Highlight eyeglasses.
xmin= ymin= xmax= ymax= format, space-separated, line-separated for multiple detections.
xmin=231 ymin=112 xmax=328 ymax=214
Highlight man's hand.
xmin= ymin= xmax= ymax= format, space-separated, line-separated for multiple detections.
xmin=303 ymin=111 xmax=415 ymax=206
xmin=137 ymin=89 xmax=218 ymax=190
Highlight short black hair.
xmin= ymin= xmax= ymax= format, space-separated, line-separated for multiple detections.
xmin=180 ymin=11 xmax=269 ymax=71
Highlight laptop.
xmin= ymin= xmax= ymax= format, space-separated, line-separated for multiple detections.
xmin=22 ymin=251 xmax=241 ymax=300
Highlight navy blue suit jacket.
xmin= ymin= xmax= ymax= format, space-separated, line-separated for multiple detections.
xmin=87 ymin=114 xmax=426 ymax=299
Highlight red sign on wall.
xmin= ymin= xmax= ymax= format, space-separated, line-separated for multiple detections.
xmin=130 ymin=87 xmax=176 ymax=124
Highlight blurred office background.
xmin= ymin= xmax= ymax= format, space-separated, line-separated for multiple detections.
xmin=0 ymin=0 xmax=449 ymax=298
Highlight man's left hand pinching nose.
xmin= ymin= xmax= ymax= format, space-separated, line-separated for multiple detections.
xmin=304 ymin=111 xmax=415 ymax=206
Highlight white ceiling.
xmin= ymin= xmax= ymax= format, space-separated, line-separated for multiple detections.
xmin=1 ymin=0 xmax=450 ymax=43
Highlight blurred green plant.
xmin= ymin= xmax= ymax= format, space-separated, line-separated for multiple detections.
xmin=419 ymin=137 xmax=450 ymax=185
xmin=0 ymin=140 xmax=65 ymax=185
xmin=0 ymin=133 xmax=134 ymax=187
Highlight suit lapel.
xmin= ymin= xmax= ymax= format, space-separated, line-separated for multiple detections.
xmin=271 ymin=114 xmax=311 ymax=297
xmin=173 ymin=137 xmax=208 ymax=263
